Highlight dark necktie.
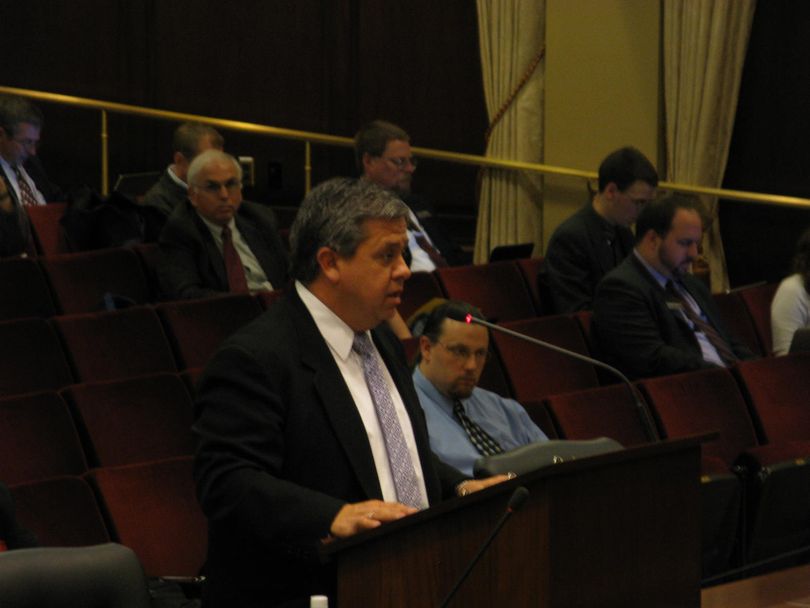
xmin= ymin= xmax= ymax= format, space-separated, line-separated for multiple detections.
xmin=453 ymin=399 xmax=504 ymax=457
xmin=352 ymin=332 xmax=423 ymax=508
xmin=13 ymin=166 xmax=38 ymax=208
xmin=665 ymin=280 xmax=737 ymax=366
xmin=414 ymin=233 xmax=448 ymax=267
xmin=221 ymin=226 xmax=248 ymax=293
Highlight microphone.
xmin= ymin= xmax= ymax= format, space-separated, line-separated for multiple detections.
xmin=446 ymin=310 xmax=659 ymax=443
xmin=439 ymin=486 xmax=530 ymax=608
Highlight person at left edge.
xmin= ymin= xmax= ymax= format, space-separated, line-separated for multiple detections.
xmin=193 ymin=177 xmax=507 ymax=607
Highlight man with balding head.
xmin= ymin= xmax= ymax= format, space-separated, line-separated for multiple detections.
xmin=157 ymin=149 xmax=288 ymax=300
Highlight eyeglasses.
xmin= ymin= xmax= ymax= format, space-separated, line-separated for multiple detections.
xmin=437 ymin=341 xmax=489 ymax=363
xmin=13 ymin=138 xmax=38 ymax=150
xmin=195 ymin=178 xmax=242 ymax=194
xmin=383 ymin=156 xmax=418 ymax=169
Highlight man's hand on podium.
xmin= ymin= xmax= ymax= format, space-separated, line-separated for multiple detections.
xmin=456 ymin=473 xmax=515 ymax=497
xmin=328 ymin=499 xmax=417 ymax=539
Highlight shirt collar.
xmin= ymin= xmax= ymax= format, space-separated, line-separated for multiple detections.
xmin=413 ymin=365 xmax=458 ymax=415
xmin=295 ymin=281 xmax=358 ymax=361
xmin=633 ymin=249 xmax=669 ymax=289
xmin=197 ymin=213 xmax=236 ymax=239
xmin=167 ymin=165 xmax=188 ymax=189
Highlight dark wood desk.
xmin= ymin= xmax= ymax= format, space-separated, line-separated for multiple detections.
xmin=324 ymin=437 xmax=703 ymax=607
xmin=702 ymin=563 xmax=810 ymax=607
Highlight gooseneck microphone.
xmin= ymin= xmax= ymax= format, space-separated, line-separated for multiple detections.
xmin=439 ymin=486 xmax=530 ymax=608
xmin=446 ymin=310 xmax=659 ymax=443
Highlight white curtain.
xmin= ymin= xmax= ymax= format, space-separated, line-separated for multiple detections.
xmin=475 ymin=0 xmax=545 ymax=263
xmin=664 ymin=0 xmax=756 ymax=292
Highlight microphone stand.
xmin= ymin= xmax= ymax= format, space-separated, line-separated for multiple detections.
xmin=452 ymin=312 xmax=659 ymax=443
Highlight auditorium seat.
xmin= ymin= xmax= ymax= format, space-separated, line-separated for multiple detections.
xmin=27 ymin=201 xmax=69 ymax=256
xmin=515 ymin=257 xmax=551 ymax=316
xmin=52 ymin=307 xmax=177 ymax=383
xmin=492 ymin=315 xmax=599 ymax=403
xmin=543 ymin=384 xmax=655 ymax=447
xmin=256 ymin=289 xmax=284 ymax=310
xmin=400 ymin=271 xmax=445 ymax=323
xmin=62 ymin=373 xmax=195 ymax=468
xmin=736 ymin=282 xmax=778 ymax=356
xmin=640 ymin=366 xmax=810 ymax=565
xmin=733 ymin=353 xmax=810 ymax=444
xmin=10 ymin=476 xmax=110 ymax=547
xmin=88 ymin=456 xmax=207 ymax=577
xmin=713 ymin=291 xmax=765 ymax=357
xmin=0 ymin=257 xmax=57 ymax=319
xmin=40 ymin=247 xmax=151 ymax=314
xmin=132 ymin=243 xmax=161 ymax=301
xmin=0 ymin=391 xmax=87 ymax=485
xmin=435 ymin=262 xmax=536 ymax=322
xmin=156 ymin=294 xmax=265 ymax=370
xmin=518 ymin=400 xmax=558 ymax=439
xmin=0 ymin=318 xmax=74 ymax=396
xmin=638 ymin=368 xmax=758 ymax=466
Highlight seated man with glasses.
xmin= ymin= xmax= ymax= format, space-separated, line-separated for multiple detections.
xmin=157 ymin=149 xmax=289 ymax=300
xmin=0 ymin=95 xmax=63 ymax=257
xmin=413 ymin=300 xmax=548 ymax=475
xmin=355 ymin=120 xmax=466 ymax=271
xmin=545 ymin=146 xmax=658 ymax=314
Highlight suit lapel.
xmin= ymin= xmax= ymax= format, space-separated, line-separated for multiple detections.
xmin=189 ymin=207 xmax=229 ymax=289
xmin=236 ymin=214 xmax=275 ymax=279
xmin=584 ymin=208 xmax=616 ymax=276
xmin=288 ymin=293 xmax=384 ymax=500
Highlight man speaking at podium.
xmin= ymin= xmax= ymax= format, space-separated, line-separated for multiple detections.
xmin=193 ymin=178 xmax=505 ymax=607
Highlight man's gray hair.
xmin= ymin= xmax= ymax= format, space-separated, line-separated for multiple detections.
xmin=290 ymin=177 xmax=409 ymax=284
xmin=187 ymin=149 xmax=242 ymax=187
xmin=0 ymin=95 xmax=43 ymax=136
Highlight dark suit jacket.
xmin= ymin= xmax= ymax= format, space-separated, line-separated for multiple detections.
xmin=193 ymin=289 xmax=466 ymax=606
xmin=402 ymin=192 xmax=467 ymax=266
xmin=545 ymin=204 xmax=635 ymax=313
xmin=157 ymin=200 xmax=289 ymax=300
xmin=592 ymin=253 xmax=755 ymax=379
xmin=142 ymin=168 xmax=186 ymax=220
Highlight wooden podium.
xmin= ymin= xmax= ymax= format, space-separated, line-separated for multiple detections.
xmin=322 ymin=437 xmax=702 ymax=607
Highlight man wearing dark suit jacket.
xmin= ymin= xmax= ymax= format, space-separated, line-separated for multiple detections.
xmin=0 ymin=95 xmax=53 ymax=257
xmin=355 ymin=120 xmax=466 ymax=270
xmin=157 ymin=149 xmax=288 ymax=300
xmin=142 ymin=122 xmax=224 ymax=221
xmin=592 ymin=194 xmax=755 ymax=379
xmin=545 ymin=146 xmax=658 ymax=313
xmin=193 ymin=178 xmax=505 ymax=607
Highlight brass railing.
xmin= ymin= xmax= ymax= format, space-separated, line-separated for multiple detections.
xmin=3 ymin=84 xmax=810 ymax=210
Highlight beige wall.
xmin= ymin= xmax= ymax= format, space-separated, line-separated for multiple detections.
xmin=542 ymin=0 xmax=661 ymax=250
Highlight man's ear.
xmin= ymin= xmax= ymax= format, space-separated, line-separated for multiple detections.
xmin=361 ymin=152 xmax=375 ymax=173
xmin=418 ymin=335 xmax=433 ymax=363
xmin=316 ymin=246 xmax=340 ymax=283
xmin=603 ymin=182 xmax=619 ymax=199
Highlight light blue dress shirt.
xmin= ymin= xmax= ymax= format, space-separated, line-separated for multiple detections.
xmin=413 ymin=367 xmax=548 ymax=476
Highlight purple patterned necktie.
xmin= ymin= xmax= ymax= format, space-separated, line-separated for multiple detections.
xmin=352 ymin=332 xmax=422 ymax=508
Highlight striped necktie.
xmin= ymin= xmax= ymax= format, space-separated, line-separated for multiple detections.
xmin=453 ymin=399 xmax=504 ymax=456
xmin=665 ymin=280 xmax=737 ymax=366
